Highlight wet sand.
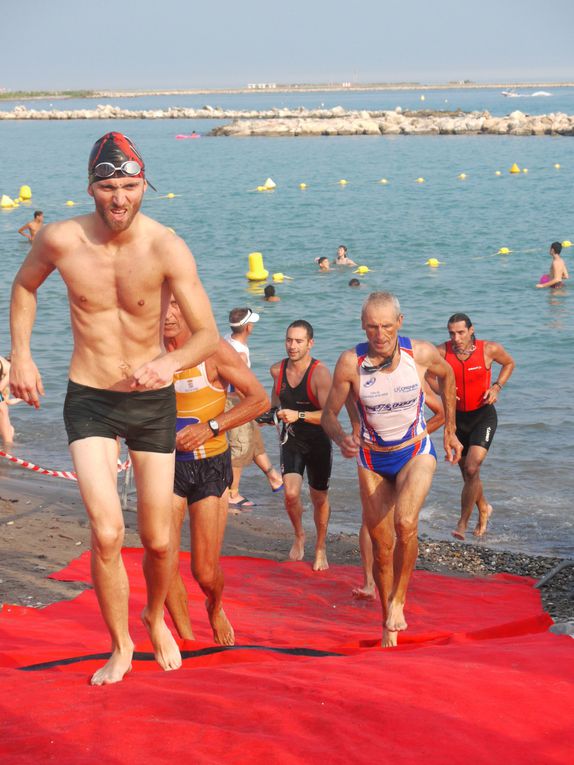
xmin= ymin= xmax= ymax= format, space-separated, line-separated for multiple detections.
xmin=0 ymin=466 xmax=572 ymax=626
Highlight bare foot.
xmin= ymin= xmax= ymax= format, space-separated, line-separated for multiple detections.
xmin=90 ymin=645 xmax=134 ymax=686
xmin=382 ymin=628 xmax=398 ymax=648
xmin=289 ymin=534 xmax=305 ymax=561
xmin=312 ymin=548 xmax=329 ymax=571
xmin=386 ymin=600 xmax=407 ymax=632
xmin=141 ymin=608 xmax=182 ymax=672
xmin=451 ymin=528 xmax=465 ymax=540
xmin=473 ymin=504 xmax=493 ymax=537
xmin=352 ymin=584 xmax=377 ymax=601
xmin=206 ymin=601 xmax=235 ymax=646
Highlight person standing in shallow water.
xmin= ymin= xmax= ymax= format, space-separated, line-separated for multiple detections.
xmin=9 ymin=131 xmax=219 ymax=685
xmin=437 ymin=312 xmax=515 ymax=540
xmin=321 ymin=292 xmax=462 ymax=646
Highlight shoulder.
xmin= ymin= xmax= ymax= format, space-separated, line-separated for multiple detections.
xmin=270 ymin=360 xmax=282 ymax=378
xmin=35 ymin=217 xmax=88 ymax=254
xmin=310 ymin=360 xmax=331 ymax=384
xmin=411 ymin=338 xmax=441 ymax=364
xmin=483 ymin=340 xmax=509 ymax=359
xmin=436 ymin=341 xmax=447 ymax=357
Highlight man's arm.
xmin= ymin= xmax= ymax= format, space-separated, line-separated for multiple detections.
xmin=483 ymin=342 xmax=515 ymax=405
xmin=415 ymin=340 xmax=462 ymax=464
xmin=423 ymin=377 xmax=445 ymax=434
xmin=10 ymin=227 xmax=57 ymax=407
xmin=320 ymin=350 xmax=360 ymax=458
xmin=132 ymin=235 xmax=219 ymax=390
xmin=175 ymin=341 xmax=269 ymax=454
xmin=276 ymin=364 xmax=331 ymax=426
xmin=536 ymin=260 xmax=564 ymax=288
xmin=18 ymin=223 xmax=32 ymax=241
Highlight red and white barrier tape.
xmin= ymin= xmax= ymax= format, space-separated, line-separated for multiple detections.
xmin=0 ymin=450 xmax=131 ymax=482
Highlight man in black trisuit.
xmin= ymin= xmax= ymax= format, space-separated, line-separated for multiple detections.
xmin=270 ymin=320 xmax=333 ymax=570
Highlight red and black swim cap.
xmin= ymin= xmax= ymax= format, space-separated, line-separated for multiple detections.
xmin=88 ymin=132 xmax=155 ymax=189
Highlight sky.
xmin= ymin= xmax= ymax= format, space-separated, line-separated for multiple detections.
xmin=2 ymin=0 xmax=573 ymax=91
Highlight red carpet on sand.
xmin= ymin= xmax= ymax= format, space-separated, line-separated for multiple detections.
xmin=0 ymin=549 xmax=572 ymax=764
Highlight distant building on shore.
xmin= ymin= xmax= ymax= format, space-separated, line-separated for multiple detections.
xmin=247 ymin=83 xmax=277 ymax=89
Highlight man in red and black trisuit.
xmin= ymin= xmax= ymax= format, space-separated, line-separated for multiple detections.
xmin=270 ymin=320 xmax=333 ymax=571
xmin=437 ymin=313 xmax=515 ymax=539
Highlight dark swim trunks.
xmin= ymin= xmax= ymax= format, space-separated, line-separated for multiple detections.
xmin=173 ymin=449 xmax=232 ymax=505
xmin=280 ymin=439 xmax=332 ymax=492
xmin=455 ymin=404 xmax=498 ymax=456
xmin=64 ymin=380 xmax=176 ymax=453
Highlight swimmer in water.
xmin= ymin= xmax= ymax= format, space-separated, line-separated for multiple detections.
xmin=18 ymin=211 xmax=44 ymax=243
xmin=536 ymin=242 xmax=569 ymax=289
xmin=264 ymin=285 xmax=280 ymax=302
xmin=334 ymin=245 xmax=357 ymax=267
xmin=316 ymin=256 xmax=331 ymax=271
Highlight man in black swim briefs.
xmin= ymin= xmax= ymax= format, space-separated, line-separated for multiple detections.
xmin=437 ymin=313 xmax=515 ymax=540
xmin=10 ymin=131 xmax=219 ymax=685
xmin=269 ymin=320 xmax=333 ymax=570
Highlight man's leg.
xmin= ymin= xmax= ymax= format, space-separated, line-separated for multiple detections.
xmin=130 ymin=449 xmax=182 ymax=673
xmin=165 ymin=494 xmax=195 ymax=640
xmin=283 ymin=472 xmax=306 ymax=560
xmin=309 ymin=487 xmax=330 ymax=571
xmin=189 ymin=492 xmax=235 ymax=645
xmin=352 ymin=522 xmax=376 ymax=600
xmin=70 ymin=437 xmax=134 ymax=685
xmin=253 ymin=451 xmax=283 ymax=491
xmin=452 ymin=446 xmax=489 ymax=539
xmin=390 ymin=454 xmax=436 ymax=634
xmin=358 ymin=466 xmax=396 ymax=646
xmin=474 ymin=486 xmax=493 ymax=537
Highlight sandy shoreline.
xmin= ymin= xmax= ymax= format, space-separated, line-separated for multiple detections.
xmin=1 ymin=464 xmax=572 ymax=628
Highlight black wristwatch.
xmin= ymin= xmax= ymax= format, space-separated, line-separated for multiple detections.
xmin=208 ymin=419 xmax=220 ymax=436
xmin=298 ymin=411 xmax=306 ymax=421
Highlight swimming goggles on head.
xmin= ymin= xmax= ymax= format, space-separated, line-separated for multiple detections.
xmin=92 ymin=160 xmax=143 ymax=179
xmin=361 ymin=341 xmax=398 ymax=374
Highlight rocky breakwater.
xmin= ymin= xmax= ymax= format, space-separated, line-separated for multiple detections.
xmin=210 ymin=108 xmax=574 ymax=137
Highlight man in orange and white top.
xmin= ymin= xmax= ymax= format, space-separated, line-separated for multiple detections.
xmin=164 ymin=297 xmax=268 ymax=644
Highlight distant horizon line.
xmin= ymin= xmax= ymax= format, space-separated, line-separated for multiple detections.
xmin=1 ymin=80 xmax=573 ymax=100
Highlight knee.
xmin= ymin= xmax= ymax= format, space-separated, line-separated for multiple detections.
xmin=284 ymin=489 xmax=300 ymax=509
xmin=91 ymin=523 xmax=125 ymax=558
xmin=140 ymin=533 xmax=171 ymax=560
xmin=370 ymin=533 xmax=394 ymax=565
xmin=394 ymin=518 xmax=418 ymax=544
xmin=192 ymin=561 xmax=219 ymax=592
xmin=463 ymin=463 xmax=481 ymax=481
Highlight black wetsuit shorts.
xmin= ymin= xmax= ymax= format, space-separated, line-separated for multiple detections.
xmin=173 ymin=449 xmax=232 ymax=505
xmin=64 ymin=380 xmax=176 ymax=453
xmin=280 ymin=437 xmax=332 ymax=492
xmin=455 ymin=404 xmax=498 ymax=457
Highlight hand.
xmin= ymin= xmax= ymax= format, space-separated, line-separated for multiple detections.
xmin=131 ymin=354 xmax=178 ymax=390
xmin=176 ymin=423 xmax=210 ymax=452
xmin=277 ymin=408 xmax=299 ymax=425
xmin=338 ymin=432 xmax=360 ymax=459
xmin=9 ymin=357 xmax=44 ymax=409
xmin=482 ymin=386 xmax=499 ymax=405
xmin=444 ymin=430 xmax=463 ymax=464
xmin=535 ymin=283 xmax=545 ymax=289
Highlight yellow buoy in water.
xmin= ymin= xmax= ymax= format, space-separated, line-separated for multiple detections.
xmin=497 ymin=247 xmax=512 ymax=255
xmin=166 ymin=192 xmax=175 ymax=199
xmin=562 ymin=240 xmax=572 ymax=248
xmin=338 ymin=179 xmax=347 ymax=185
xmin=554 ymin=163 xmax=561 ymax=169
xmin=354 ymin=266 xmax=370 ymax=274
xmin=523 ymin=168 xmax=529 ymax=174
xmin=65 ymin=200 xmax=75 ymax=206
xmin=263 ymin=178 xmax=276 ymax=190
xmin=246 ymin=252 xmax=269 ymax=281
xmin=495 ymin=170 xmax=502 ymax=176
xmin=379 ymin=178 xmax=389 ymax=184
xmin=426 ymin=258 xmax=442 ymax=267
xmin=19 ymin=185 xmax=32 ymax=200
xmin=509 ymin=163 xmax=521 ymax=174
xmin=0 ymin=194 xmax=16 ymax=208
xmin=458 ymin=173 xmax=467 ymax=180
xmin=420 ymin=95 xmax=426 ymax=101
xmin=416 ymin=177 xmax=425 ymax=183
xmin=299 ymin=183 xmax=307 ymax=189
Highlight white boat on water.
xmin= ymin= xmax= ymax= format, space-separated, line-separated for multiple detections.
xmin=501 ymin=89 xmax=553 ymax=97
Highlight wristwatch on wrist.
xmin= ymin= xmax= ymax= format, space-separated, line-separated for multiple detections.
xmin=298 ymin=411 xmax=306 ymax=421
xmin=208 ymin=419 xmax=220 ymax=436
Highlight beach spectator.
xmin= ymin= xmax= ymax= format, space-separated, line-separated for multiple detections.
xmin=264 ymin=284 xmax=280 ymax=302
xmin=437 ymin=313 xmax=515 ymax=539
xmin=9 ymin=131 xmax=218 ymax=685
xmin=536 ymin=241 xmax=569 ymax=289
xmin=18 ymin=211 xmax=44 ymax=243
xmin=163 ymin=297 xmax=268 ymax=643
xmin=334 ymin=245 xmax=357 ymax=266
xmin=224 ymin=307 xmax=283 ymax=510
xmin=270 ymin=320 xmax=333 ymax=570
xmin=0 ymin=355 xmax=22 ymax=446
xmin=321 ymin=292 xmax=461 ymax=646
xmin=316 ymin=256 xmax=331 ymax=271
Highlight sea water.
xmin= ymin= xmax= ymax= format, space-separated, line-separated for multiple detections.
xmin=0 ymin=92 xmax=572 ymax=556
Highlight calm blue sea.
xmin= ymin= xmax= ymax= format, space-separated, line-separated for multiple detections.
xmin=0 ymin=88 xmax=572 ymax=557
